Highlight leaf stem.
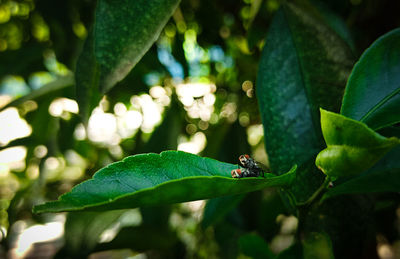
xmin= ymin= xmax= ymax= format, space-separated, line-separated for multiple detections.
xmin=297 ymin=176 xmax=331 ymax=207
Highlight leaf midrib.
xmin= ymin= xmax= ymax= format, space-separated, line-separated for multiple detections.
xmin=360 ymin=85 xmax=400 ymax=128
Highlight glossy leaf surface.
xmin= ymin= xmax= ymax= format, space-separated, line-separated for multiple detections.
xmin=315 ymin=109 xmax=399 ymax=179
xmin=33 ymin=151 xmax=296 ymax=213
xmin=95 ymin=0 xmax=181 ymax=92
xmin=256 ymin=1 xmax=353 ymax=200
xmin=341 ymin=28 xmax=400 ymax=130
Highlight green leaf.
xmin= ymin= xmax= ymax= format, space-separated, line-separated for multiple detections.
xmin=94 ymin=0 xmax=181 ymax=93
xmin=322 ymin=146 xmax=400 ymax=200
xmin=93 ymin=225 xmax=181 ymax=253
xmin=33 ymin=151 xmax=296 ymax=213
xmin=341 ymin=28 xmax=400 ymax=130
xmin=239 ymin=233 xmax=275 ymax=259
xmin=75 ymin=30 xmax=101 ymax=124
xmin=315 ymin=108 xmax=400 ymax=179
xmin=256 ymin=1 xmax=354 ymax=199
xmin=202 ymin=194 xmax=245 ymax=229
xmin=56 ymin=211 xmax=125 ymax=257
xmin=312 ymin=1 xmax=355 ymax=52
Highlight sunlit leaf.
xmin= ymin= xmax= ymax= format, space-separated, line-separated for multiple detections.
xmin=341 ymin=28 xmax=400 ymax=130
xmin=322 ymin=146 xmax=400 ymax=200
xmin=94 ymin=0 xmax=181 ymax=93
xmin=33 ymin=151 xmax=296 ymax=213
xmin=315 ymin=108 xmax=399 ymax=179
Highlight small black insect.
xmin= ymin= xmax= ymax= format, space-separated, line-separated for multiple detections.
xmin=231 ymin=154 xmax=266 ymax=178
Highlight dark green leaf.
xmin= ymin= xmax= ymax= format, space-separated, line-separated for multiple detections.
xmin=75 ymin=30 xmax=101 ymax=124
xmin=315 ymin=108 xmax=399 ymax=179
xmin=94 ymin=0 xmax=181 ymax=93
xmin=93 ymin=226 xmax=181 ymax=254
xmin=312 ymin=0 xmax=355 ymax=52
xmin=33 ymin=151 xmax=296 ymax=213
xmin=256 ymin=1 xmax=354 ymax=199
xmin=202 ymin=194 xmax=245 ymax=229
xmin=341 ymin=28 xmax=400 ymax=130
xmin=239 ymin=233 xmax=275 ymax=259
xmin=276 ymin=243 xmax=303 ymax=259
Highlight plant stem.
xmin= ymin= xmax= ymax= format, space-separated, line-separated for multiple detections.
xmin=297 ymin=176 xmax=331 ymax=207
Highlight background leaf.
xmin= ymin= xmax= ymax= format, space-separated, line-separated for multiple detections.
xmin=315 ymin=108 xmax=399 ymax=179
xmin=55 ymin=210 xmax=125 ymax=258
xmin=201 ymin=194 xmax=245 ymax=229
xmin=33 ymin=151 xmax=296 ymax=213
xmin=256 ymin=0 xmax=354 ymax=200
xmin=341 ymin=28 xmax=400 ymax=130
xmin=94 ymin=0 xmax=181 ymax=93
xmin=239 ymin=233 xmax=275 ymax=259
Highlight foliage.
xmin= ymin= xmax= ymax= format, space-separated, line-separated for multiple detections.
xmin=0 ymin=0 xmax=400 ymax=258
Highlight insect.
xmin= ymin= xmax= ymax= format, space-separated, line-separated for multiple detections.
xmin=231 ymin=154 xmax=266 ymax=178
xmin=231 ymin=167 xmax=260 ymax=178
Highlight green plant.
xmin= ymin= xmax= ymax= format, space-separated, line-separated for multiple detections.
xmin=1 ymin=0 xmax=399 ymax=258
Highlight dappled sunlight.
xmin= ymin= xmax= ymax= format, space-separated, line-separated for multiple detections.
xmin=270 ymin=215 xmax=298 ymax=254
xmin=177 ymin=132 xmax=206 ymax=154
xmin=9 ymin=217 xmax=64 ymax=259
xmin=132 ymin=94 xmax=164 ymax=133
xmin=0 ymin=146 xmax=26 ymax=177
xmin=88 ymin=108 xmax=119 ymax=145
xmin=0 ymin=108 xmax=31 ymax=146
xmin=49 ymin=97 xmax=79 ymax=117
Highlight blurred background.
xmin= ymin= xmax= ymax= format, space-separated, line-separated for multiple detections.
xmin=0 ymin=0 xmax=399 ymax=258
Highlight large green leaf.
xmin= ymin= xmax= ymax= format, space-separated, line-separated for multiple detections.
xmin=33 ymin=151 xmax=296 ymax=213
xmin=256 ymin=1 xmax=354 ymax=200
xmin=94 ymin=0 xmax=181 ymax=93
xmin=341 ymin=28 xmax=400 ymax=130
xmin=315 ymin=108 xmax=399 ymax=179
